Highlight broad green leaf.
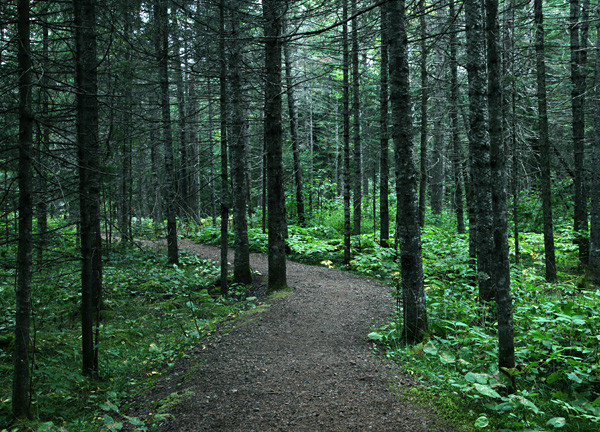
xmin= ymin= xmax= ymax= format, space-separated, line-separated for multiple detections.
xmin=439 ymin=352 xmax=455 ymax=364
xmin=547 ymin=371 xmax=563 ymax=384
xmin=473 ymin=383 xmax=502 ymax=399
xmin=513 ymin=395 xmax=540 ymax=413
xmin=466 ymin=372 xmax=489 ymax=384
xmin=125 ymin=416 xmax=145 ymax=426
xmin=474 ymin=415 xmax=489 ymax=428
xmin=368 ymin=332 xmax=383 ymax=341
xmin=567 ymin=372 xmax=583 ymax=384
xmin=423 ymin=341 xmax=438 ymax=355
xmin=100 ymin=401 xmax=119 ymax=412
xmin=546 ymin=417 xmax=567 ymax=428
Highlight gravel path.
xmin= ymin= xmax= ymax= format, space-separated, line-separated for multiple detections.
xmin=126 ymin=240 xmax=455 ymax=431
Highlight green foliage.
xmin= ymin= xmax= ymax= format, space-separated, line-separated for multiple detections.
xmin=274 ymin=199 xmax=599 ymax=431
xmin=369 ymin=214 xmax=600 ymax=431
xmin=0 ymin=230 xmax=256 ymax=431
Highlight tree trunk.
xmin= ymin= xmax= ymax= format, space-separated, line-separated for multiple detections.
xmin=264 ymin=0 xmax=287 ymax=291
xmin=207 ymin=78 xmax=217 ymax=227
xmin=173 ymin=15 xmax=190 ymax=220
xmin=155 ymin=0 xmax=178 ymax=265
xmin=351 ymin=0 xmax=361 ymax=236
xmin=36 ymin=5 xmax=49 ymax=263
xmin=13 ymin=0 xmax=33 ymax=417
xmin=379 ymin=2 xmax=390 ymax=246
xmin=449 ymin=0 xmax=465 ymax=234
xmin=418 ymin=0 xmax=428 ymax=228
xmin=388 ymin=0 xmax=428 ymax=343
xmin=430 ymin=6 xmax=446 ymax=217
xmin=343 ymin=0 xmax=351 ymax=264
xmin=283 ymin=19 xmax=306 ymax=226
xmin=487 ymin=0 xmax=515 ymax=373
xmin=119 ymin=2 xmax=133 ymax=242
xmin=465 ymin=0 xmax=494 ymax=303
xmin=74 ymin=0 xmax=102 ymax=376
xmin=219 ymin=0 xmax=230 ymax=295
xmin=590 ymin=2 xmax=600 ymax=284
xmin=534 ymin=0 xmax=557 ymax=282
xmin=571 ymin=0 xmax=589 ymax=265
xmin=503 ymin=0 xmax=520 ymax=264
xmin=229 ymin=3 xmax=252 ymax=284
xmin=149 ymin=93 xmax=162 ymax=226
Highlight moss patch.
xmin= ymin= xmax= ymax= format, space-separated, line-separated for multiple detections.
xmin=155 ymin=389 xmax=194 ymax=414
xmin=267 ymin=287 xmax=293 ymax=300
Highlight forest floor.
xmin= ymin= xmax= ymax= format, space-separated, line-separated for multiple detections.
xmin=124 ymin=239 xmax=457 ymax=431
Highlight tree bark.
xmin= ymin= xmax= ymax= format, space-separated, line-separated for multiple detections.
xmin=465 ymin=0 xmax=494 ymax=302
xmin=229 ymin=3 xmax=252 ymax=284
xmin=74 ymin=0 xmax=102 ymax=376
xmin=283 ymin=18 xmax=306 ymax=226
xmin=342 ymin=0 xmax=351 ymax=264
xmin=264 ymin=0 xmax=287 ymax=291
xmin=571 ymin=0 xmax=589 ymax=265
xmin=449 ymin=0 xmax=465 ymax=234
xmin=389 ymin=0 xmax=428 ymax=343
xmin=219 ymin=0 xmax=230 ymax=295
xmin=487 ymin=0 xmax=515 ymax=373
xmin=13 ymin=0 xmax=33 ymax=417
xmin=534 ymin=0 xmax=557 ymax=282
xmin=36 ymin=5 xmax=49 ymax=263
xmin=173 ymin=14 xmax=190 ymax=220
xmin=418 ymin=0 xmax=428 ymax=228
xmin=379 ymin=2 xmax=390 ymax=246
xmin=155 ymin=0 xmax=178 ymax=265
xmin=351 ymin=0 xmax=361 ymax=236
xmin=119 ymin=1 xmax=133 ymax=242
xmin=590 ymin=2 xmax=600 ymax=284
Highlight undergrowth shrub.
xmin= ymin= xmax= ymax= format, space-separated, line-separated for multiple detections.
xmin=0 ymin=242 xmax=255 ymax=431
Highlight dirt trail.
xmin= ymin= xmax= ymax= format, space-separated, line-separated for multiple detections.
xmin=128 ymin=240 xmax=454 ymax=431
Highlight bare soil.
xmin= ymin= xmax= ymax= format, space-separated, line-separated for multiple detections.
xmin=125 ymin=240 xmax=456 ymax=431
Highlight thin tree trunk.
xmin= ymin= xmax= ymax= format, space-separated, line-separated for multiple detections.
xmin=120 ymin=2 xmax=133 ymax=242
xmin=590 ymin=1 xmax=600 ymax=284
xmin=283 ymin=19 xmax=306 ymax=226
xmin=351 ymin=0 xmax=361 ymax=236
xmin=13 ymin=0 xmax=33 ymax=416
xmin=379 ymin=2 xmax=390 ymax=246
xmin=207 ymin=78 xmax=217 ymax=227
xmin=149 ymin=93 xmax=162 ymax=226
xmin=449 ymin=0 xmax=464 ymax=234
xmin=74 ymin=0 xmax=102 ymax=376
xmin=418 ymin=0 xmax=428 ymax=228
xmin=173 ymin=15 xmax=190 ymax=220
xmin=343 ymin=0 xmax=351 ymax=264
xmin=430 ymin=7 xmax=446 ymax=217
xmin=36 ymin=5 xmax=49 ymax=263
xmin=503 ymin=0 xmax=520 ymax=264
xmin=487 ymin=0 xmax=515 ymax=373
xmin=389 ymin=0 xmax=428 ymax=343
xmin=229 ymin=3 xmax=252 ymax=284
xmin=264 ymin=0 xmax=287 ymax=291
xmin=219 ymin=0 xmax=229 ymax=295
xmin=466 ymin=0 xmax=494 ymax=303
xmin=571 ymin=0 xmax=589 ymax=264
xmin=534 ymin=0 xmax=557 ymax=282
xmin=155 ymin=0 xmax=178 ymax=265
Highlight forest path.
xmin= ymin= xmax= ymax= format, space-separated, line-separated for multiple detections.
xmin=128 ymin=239 xmax=454 ymax=431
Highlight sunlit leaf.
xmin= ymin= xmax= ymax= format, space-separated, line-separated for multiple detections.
xmin=546 ymin=417 xmax=567 ymax=428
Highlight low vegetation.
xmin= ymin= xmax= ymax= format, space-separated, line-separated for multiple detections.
xmin=1 ymin=190 xmax=599 ymax=431
xmin=0 ymin=222 xmax=257 ymax=431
